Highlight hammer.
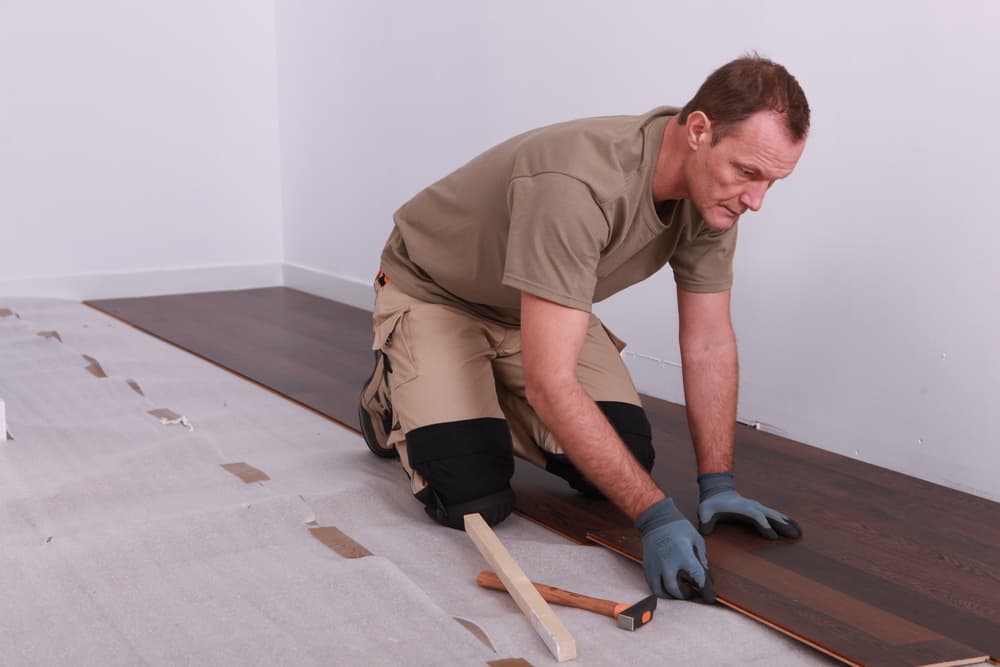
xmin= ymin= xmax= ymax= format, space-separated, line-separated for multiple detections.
xmin=477 ymin=570 xmax=657 ymax=631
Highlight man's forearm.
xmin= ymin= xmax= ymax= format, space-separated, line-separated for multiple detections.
xmin=529 ymin=381 xmax=664 ymax=520
xmin=680 ymin=335 xmax=738 ymax=475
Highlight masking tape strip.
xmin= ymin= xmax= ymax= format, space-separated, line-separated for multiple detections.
xmin=36 ymin=330 xmax=63 ymax=343
xmin=82 ymin=354 xmax=107 ymax=378
xmin=308 ymin=526 xmax=373 ymax=559
xmin=220 ymin=462 xmax=271 ymax=484
xmin=147 ymin=408 xmax=194 ymax=431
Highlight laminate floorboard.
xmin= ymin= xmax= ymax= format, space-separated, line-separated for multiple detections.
xmin=89 ymin=288 xmax=371 ymax=427
xmin=87 ymin=288 xmax=999 ymax=667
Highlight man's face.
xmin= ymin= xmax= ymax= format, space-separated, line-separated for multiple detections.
xmin=684 ymin=111 xmax=806 ymax=230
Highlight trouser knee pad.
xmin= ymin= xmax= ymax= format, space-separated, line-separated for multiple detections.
xmin=600 ymin=401 xmax=654 ymax=470
xmin=544 ymin=401 xmax=654 ymax=499
xmin=407 ymin=417 xmax=516 ymax=530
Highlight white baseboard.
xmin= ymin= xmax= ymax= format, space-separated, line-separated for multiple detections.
xmin=0 ymin=262 xmax=284 ymax=301
xmin=282 ymin=262 xmax=373 ymax=311
xmin=0 ymin=261 xmax=371 ymax=307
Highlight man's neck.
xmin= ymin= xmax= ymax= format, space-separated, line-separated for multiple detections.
xmin=651 ymin=117 xmax=690 ymax=203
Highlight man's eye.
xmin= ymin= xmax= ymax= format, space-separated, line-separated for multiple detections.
xmin=740 ymin=168 xmax=754 ymax=177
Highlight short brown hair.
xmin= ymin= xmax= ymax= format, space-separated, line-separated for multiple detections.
xmin=679 ymin=54 xmax=810 ymax=145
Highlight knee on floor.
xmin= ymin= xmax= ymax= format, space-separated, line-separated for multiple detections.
xmin=406 ymin=417 xmax=515 ymax=530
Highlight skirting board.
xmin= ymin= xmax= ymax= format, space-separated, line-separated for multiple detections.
xmin=0 ymin=262 xmax=283 ymax=301
xmin=0 ymin=262 xmax=369 ymax=305
xmin=0 ymin=259 xmax=372 ymax=349
xmin=281 ymin=262 xmax=373 ymax=311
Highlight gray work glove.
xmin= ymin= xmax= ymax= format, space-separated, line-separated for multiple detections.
xmin=636 ymin=498 xmax=716 ymax=603
xmin=697 ymin=472 xmax=802 ymax=539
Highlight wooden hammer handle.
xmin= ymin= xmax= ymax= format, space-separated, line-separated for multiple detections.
xmin=477 ymin=570 xmax=621 ymax=618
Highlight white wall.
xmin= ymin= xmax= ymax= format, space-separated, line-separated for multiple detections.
xmin=275 ymin=2 xmax=497 ymax=306
xmin=1 ymin=2 xmax=993 ymax=500
xmin=0 ymin=0 xmax=285 ymax=298
xmin=275 ymin=0 xmax=1000 ymax=501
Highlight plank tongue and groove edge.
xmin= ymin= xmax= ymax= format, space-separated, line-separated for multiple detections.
xmin=85 ymin=288 xmax=1000 ymax=667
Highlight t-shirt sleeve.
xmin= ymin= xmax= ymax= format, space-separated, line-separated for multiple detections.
xmin=669 ymin=214 xmax=739 ymax=293
xmin=502 ymin=173 xmax=609 ymax=311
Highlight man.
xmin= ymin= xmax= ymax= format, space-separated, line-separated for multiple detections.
xmin=359 ymin=55 xmax=809 ymax=603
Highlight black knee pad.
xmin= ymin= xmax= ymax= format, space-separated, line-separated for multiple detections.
xmin=543 ymin=452 xmax=605 ymax=499
xmin=598 ymin=401 xmax=654 ymax=472
xmin=407 ymin=417 xmax=515 ymax=530
xmin=544 ymin=401 xmax=654 ymax=499
xmin=415 ymin=486 xmax=514 ymax=530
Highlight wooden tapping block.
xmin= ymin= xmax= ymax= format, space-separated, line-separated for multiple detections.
xmin=464 ymin=513 xmax=576 ymax=662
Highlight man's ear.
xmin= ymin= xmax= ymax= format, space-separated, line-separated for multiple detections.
xmin=686 ymin=111 xmax=712 ymax=150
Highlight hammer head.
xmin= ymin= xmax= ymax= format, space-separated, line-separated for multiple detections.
xmin=615 ymin=595 xmax=658 ymax=631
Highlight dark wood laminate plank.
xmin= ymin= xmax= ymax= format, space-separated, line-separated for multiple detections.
xmin=650 ymin=404 xmax=1000 ymax=556
xmin=643 ymin=398 xmax=1000 ymax=635
xmin=88 ymin=289 xmax=372 ymax=429
xmin=84 ymin=288 xmax=1000 ymax=666
xmin=716 ymin=450 xmax=1000 ymax=613
xmin=734 ymin=424 xmax=1000 ymax=546
xmin=515 ymin=467 xmax=989 ymax=667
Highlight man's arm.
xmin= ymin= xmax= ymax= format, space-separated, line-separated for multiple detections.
xmin=520 ymin=292 xmax=663 ymax=520
xmin=676 ymin=287 xmax=737 ymax=475
xmin=521 ymin=291 xmax=714 ymax=601
xmin=677 ymin=286 xmax=802 ymax=540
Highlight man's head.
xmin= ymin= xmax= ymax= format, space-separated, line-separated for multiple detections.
xmin=679 ymin=54 xmax=810 ymax=146
xmin=664 ymin=55 xmax=810 ymax=230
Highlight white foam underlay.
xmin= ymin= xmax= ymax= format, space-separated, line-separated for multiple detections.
xmin=0 ymin=299 xmax=840 ymax=666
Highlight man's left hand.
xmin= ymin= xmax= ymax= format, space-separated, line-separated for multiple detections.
xmin=696 ymin=473 xmax=801 ymax=539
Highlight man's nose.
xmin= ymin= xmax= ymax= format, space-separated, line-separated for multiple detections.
xmin=739 ymin=181 xmax=768 ymax=212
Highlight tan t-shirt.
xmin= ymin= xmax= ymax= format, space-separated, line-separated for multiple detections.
xmin=380 ymin=106 xmax=737 ymax=326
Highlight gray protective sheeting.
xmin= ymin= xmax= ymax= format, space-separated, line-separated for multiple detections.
xmin=0 ymin=299 xmax=837 ymax=666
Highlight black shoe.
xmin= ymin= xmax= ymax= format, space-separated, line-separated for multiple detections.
xmin=358 ymin=350 xmax=399 ymax=459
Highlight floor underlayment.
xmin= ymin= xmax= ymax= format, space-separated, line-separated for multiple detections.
xmin=82 ymin=287 xmax=1000 ymax=667
xmin=0 ymin=299 xmax=844 ymax=666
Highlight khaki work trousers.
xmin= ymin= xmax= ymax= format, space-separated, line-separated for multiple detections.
xmin=371 ymin=278 xmax=643 ymax=497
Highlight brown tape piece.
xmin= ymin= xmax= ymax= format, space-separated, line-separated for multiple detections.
xmin=36 ymin=330 xmax=63 ymax=343
xmin=0 ymin=309 xmax=14 ymax=318
xmin=488 ymin=659 xmax=535 ymax=667
xmin=454 ymin=617 xmax=496 ymax=652
xmin=82 ymin=355 xmax=107 ymax=378
xmin=220 ymin=462 xmax=271 ymax=484
xmin=126 ymin=379 xmax=145 ymax=396
xmin=309 ymin=526 xmax=373 ymax=559
xmin=148 ymin=408 xmax=182 ymax=421
xmin=147 ymin=408 xmax=194 ymax=431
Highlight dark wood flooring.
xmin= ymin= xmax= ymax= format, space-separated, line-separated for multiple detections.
xmin=87 ymin=288 xmax=999 ymax=667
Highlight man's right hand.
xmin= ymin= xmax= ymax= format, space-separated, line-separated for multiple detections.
xmin=636 ymin=498 xmax=716 ymax=603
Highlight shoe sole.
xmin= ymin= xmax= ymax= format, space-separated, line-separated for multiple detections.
xmin=359 ymin=351 xmax=399 ymax=460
